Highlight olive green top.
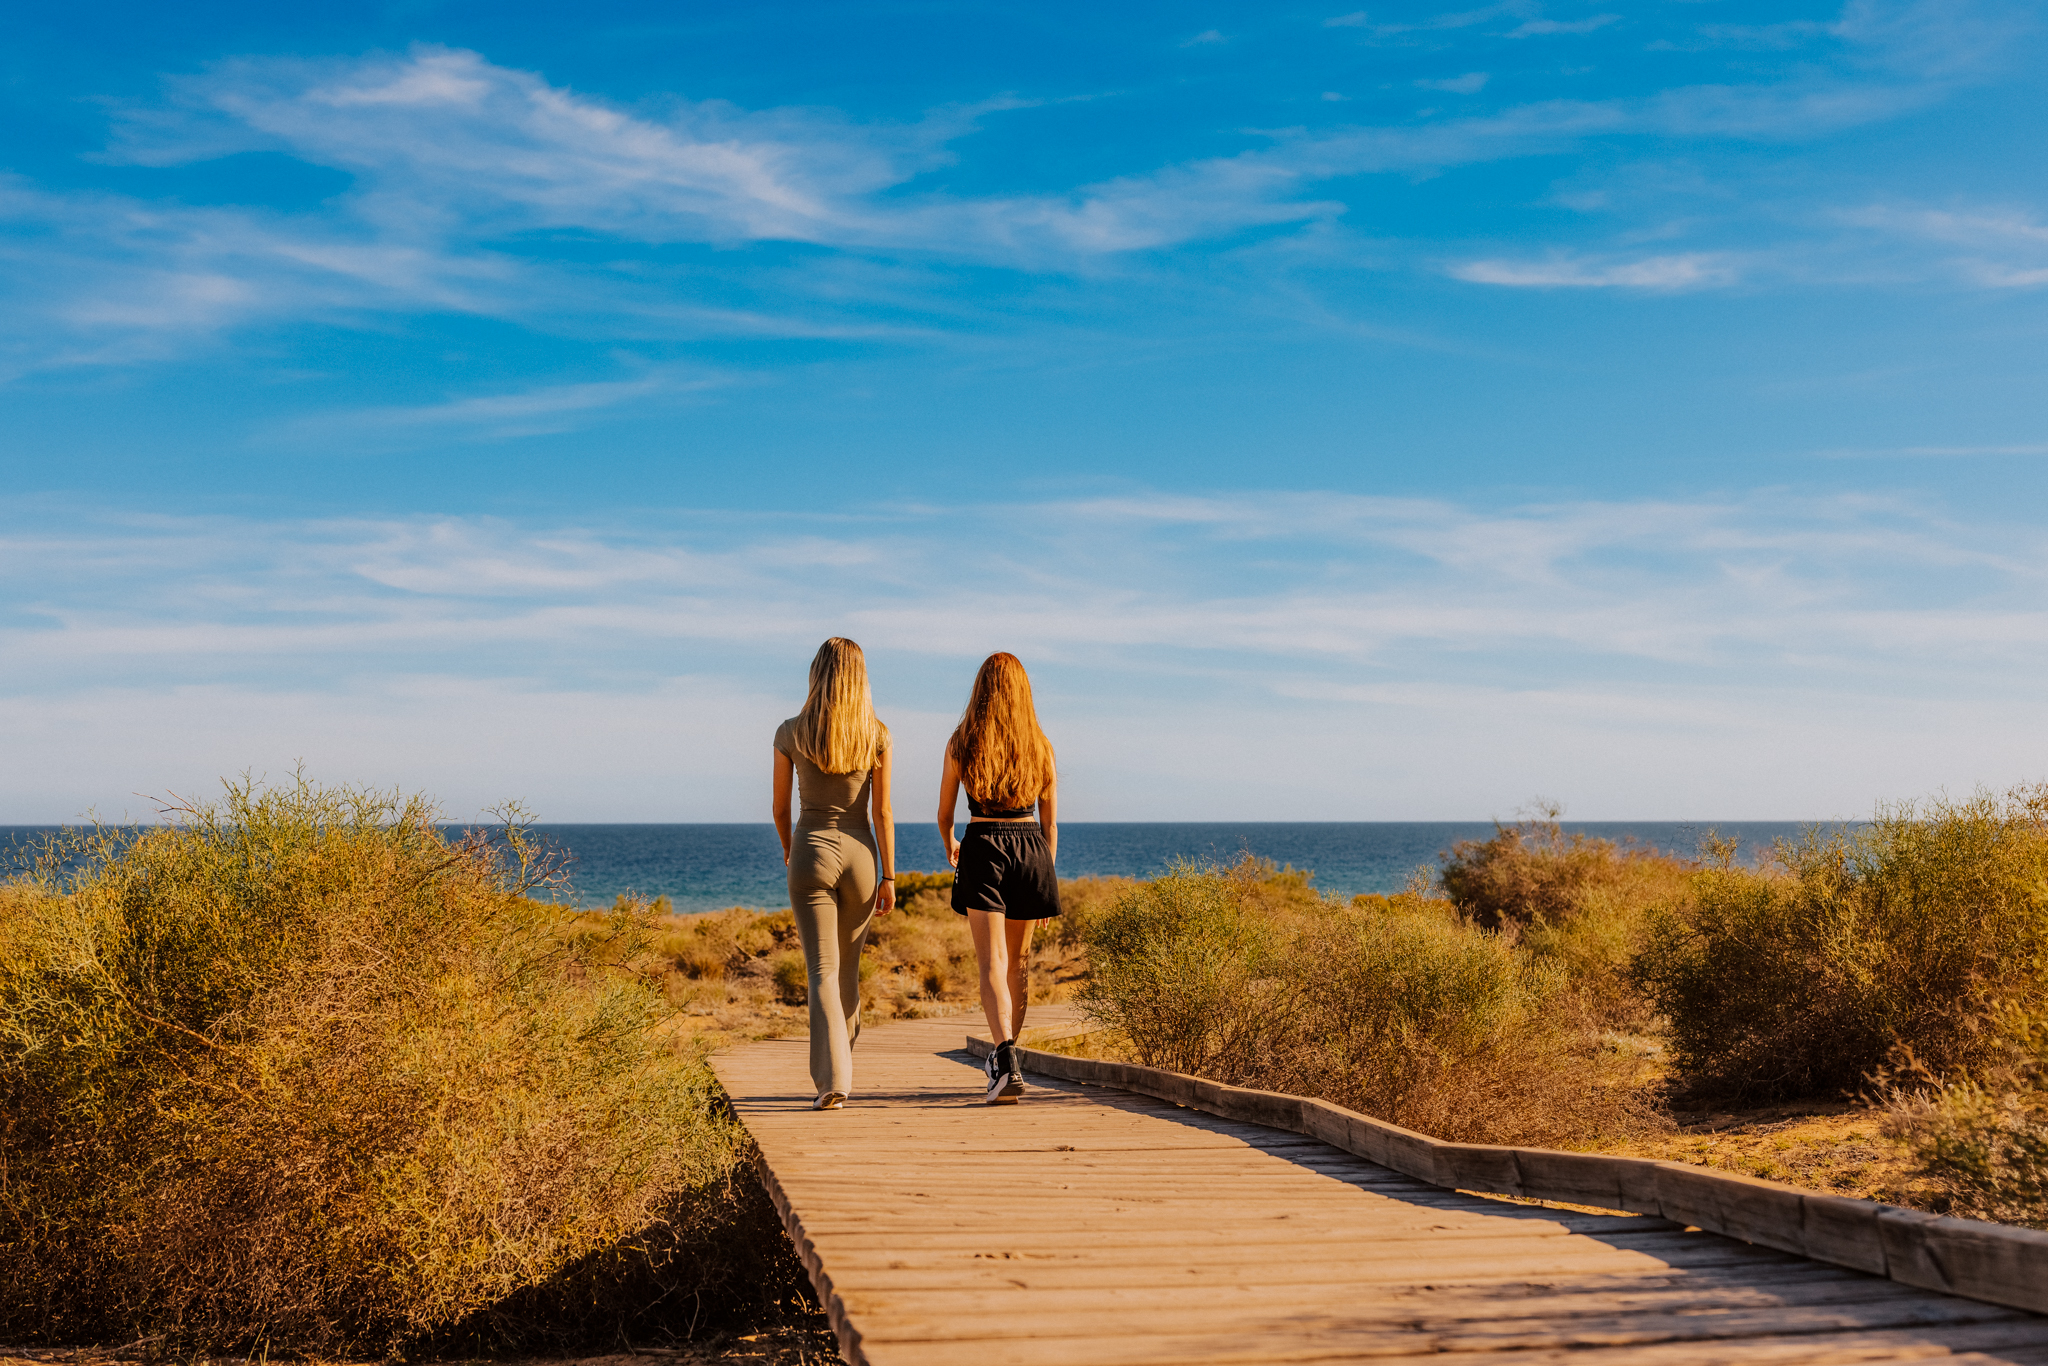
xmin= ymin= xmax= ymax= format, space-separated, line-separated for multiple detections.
xmin=775 ymin=718 xmax=888 ymax=831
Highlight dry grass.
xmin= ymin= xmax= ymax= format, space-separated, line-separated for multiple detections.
xmin=1599 ymin=1103 xmax=1929 ymax=1205
xmin=1875 ymin=1020 xmax=2048 ymax=1228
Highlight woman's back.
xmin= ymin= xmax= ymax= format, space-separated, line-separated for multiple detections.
xmin=775 ymin=718 xmax=882 ymax=830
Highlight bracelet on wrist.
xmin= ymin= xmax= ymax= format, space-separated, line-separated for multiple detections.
xmin=880 ymin=875 xmax=895 ymax=881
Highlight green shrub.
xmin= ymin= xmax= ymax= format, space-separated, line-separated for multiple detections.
xmin=0 ymin=778 xmax=742 ymax=1354
xmin=1440 ymin=807 xmax=1691 ymax=1027
xmin=1636 ymin=787 xmax=2048 ymax=1102
xmin=1051 ymin=875 xmax=1139 ymax=952
xmin=1439 ymin=805 xmax=1680 ymax=931
xmin=1079 ymin=861 xmax=1301 ymax=1080
xmin=1082 ymin=860 xmax=1654 ymax=1145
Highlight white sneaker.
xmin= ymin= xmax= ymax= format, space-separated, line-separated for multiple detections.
xmin=813 ymin=1091 xmax=846 ymax=1110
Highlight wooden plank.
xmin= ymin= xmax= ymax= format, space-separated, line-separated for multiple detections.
xmin=860 ymin=1317 xmax=2048 ymax=1366
xmin=764 ymin=1227 xmax=1787 ymax=1266
xmin=850 ymin=1296 xmax=2022 ymax=1350
xmin=790 ymin=1245 xmax=1812 ymax=1290
xmin=837 ymin=1270 xmax=1922 ymax=1320
xmin=781 ymin=1217 xmax=1676 ymax=1244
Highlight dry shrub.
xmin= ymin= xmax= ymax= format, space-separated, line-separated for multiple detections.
xmin=893 ymin=870 xmax=954 ymax=899
xmin=0 ymin=778 xmax=741 ymax=1355
xmin=1078 ymin=861 xmax=1303 ymax=1079
xmin=1052 ymin=875 xmax=1139 ymax=951
xmin=1879 ymin=1019 xmax=2048 ymax=1229
xmin=769 ymin=950 xmax=809 ymax=1004
xmin=1637 ymin=786 xmax=2048 ymax=1103
xmin=658 ymin=906 xmax=781 ymax=981
xmin=1440 ymin=806 xmax=1691 ymax=1027
xmin=1081 ymin=859 xmax=1653 ymax=1146
xmin=859 ymin=880 xmax=978 ymax=1016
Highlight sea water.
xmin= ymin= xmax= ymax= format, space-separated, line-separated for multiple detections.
xmin=0 ymin=820 xmax=1826 ymax=913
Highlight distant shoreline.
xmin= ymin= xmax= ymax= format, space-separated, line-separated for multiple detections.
xmin=9 ymin=820 xmax=1842 ymax=915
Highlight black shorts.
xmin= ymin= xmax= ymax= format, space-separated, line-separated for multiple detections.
xmin=952 ymin=822 xmax=1061 ymax=921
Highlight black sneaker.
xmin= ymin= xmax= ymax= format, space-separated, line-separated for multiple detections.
xmin=1002 ymin=1039 xmax=1026 ymax=1093
xmin=985 ymin=1041 xmax=1021 ymax=1105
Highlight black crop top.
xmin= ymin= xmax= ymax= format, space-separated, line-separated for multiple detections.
xmin=967 ymin=791 xmax=1036 ymax=820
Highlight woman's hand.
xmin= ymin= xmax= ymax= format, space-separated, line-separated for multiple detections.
xmin=937 ymin=751 xmax=962 ymax=869
xmin=875 ymin=879 xmax=896 ymax=915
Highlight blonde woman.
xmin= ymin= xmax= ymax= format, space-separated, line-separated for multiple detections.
xmin=938 ymin=652 xmax=1059 ymax=1105
xmin=773 ymin=638 xmax=895 ymax=1111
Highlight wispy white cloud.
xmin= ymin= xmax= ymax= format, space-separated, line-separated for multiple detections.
xmin=1509 ymin=15 xmax=1620 ymax=37
xmin=285 ymin=368 xmax=737 ymax=442
xmin=1818 ymin=442 xmax=2048 ymax=458
xmin=6 ymin=486 xmax=2047 ymax=818
xmin=1417 ymin=73 xmax=1490 ymax=94
xmin=0 ymin=4 xmax=2033 ymax=372
xmin=1448 ymin=252 xmax=1738 ymax=288
xmin=1839 ymin=204 xmax=2048 ymax=287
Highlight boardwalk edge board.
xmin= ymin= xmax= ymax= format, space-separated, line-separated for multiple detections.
xmin=753 ymin=1156 xmax=872 ymax=1366
xmin=970 ymin=1035 xmax=2048 ymax=1316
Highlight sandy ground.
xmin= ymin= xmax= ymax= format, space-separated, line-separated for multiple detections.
xmin=1603 ymin=1099 xmax=1929 ymax=1207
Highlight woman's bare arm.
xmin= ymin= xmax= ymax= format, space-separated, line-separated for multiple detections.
xmin=1039 ymin=774 xmax=1058 ymax=866
xmin=937 ymin=750 xmax=962 ymax=868
xmin=871 ymin=746 xmax=896 ymax=914
xmin=772 ymin=749 xmax=794 ymax=866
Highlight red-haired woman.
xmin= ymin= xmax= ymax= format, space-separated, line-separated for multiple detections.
xmin=938 ymin=652 xmax=1059 ymax=1104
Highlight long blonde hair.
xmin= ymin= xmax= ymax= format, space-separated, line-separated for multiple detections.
xmin=791 ymin=638 xmax=887 ymax=774
xmin=948 ymin=653 xmax=1055 ymax=810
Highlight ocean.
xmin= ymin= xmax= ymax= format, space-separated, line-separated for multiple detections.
xmin=2 ymin=820 xmax=1827 ymax=913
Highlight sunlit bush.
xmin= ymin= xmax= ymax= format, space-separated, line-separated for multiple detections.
xmin=1081 ymin=859 xmax=1655 ymax=1145
xmin=1636 ymin=787 xmax=2048 ymax=1102
xmin=0 ymin=779 xmax=741 ymax=1354
xmin=1439 ymin=807 xmax=1693 ymax=1027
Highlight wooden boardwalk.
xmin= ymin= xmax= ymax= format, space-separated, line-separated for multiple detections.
xmin=711 ymin=1011 xmax=2048 ymax=1366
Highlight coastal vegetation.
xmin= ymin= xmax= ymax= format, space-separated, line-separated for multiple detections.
xmin=0 ymin=780 xmax=818 ymax=1357
xmin=8 ymin=775 xmax=2048 ymax=1360
xmin=1635 ymin=788 xmax=2048 ymax=1101
xmin=1081 ymin=856 xmax=1656 ymax=1147
xmin=1076 ymin=792 xmax=2048 ymax=1228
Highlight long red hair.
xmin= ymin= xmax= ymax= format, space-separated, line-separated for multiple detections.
xmin=948 ymin=653 xmax=1055 ymax=810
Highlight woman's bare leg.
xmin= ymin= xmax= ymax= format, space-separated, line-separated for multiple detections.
xmin=1005 ymin=916 xmax=1034 ymax=1040
xmin=969 ymin=909 xmax=1011 ymax=1042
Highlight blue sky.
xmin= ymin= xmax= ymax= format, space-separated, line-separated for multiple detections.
xmin=4 ymin=0 xmax=2047 ymax=823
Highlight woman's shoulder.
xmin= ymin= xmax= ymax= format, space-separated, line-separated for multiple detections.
xmin=773 ymin=717 xmax=797 ymax=754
